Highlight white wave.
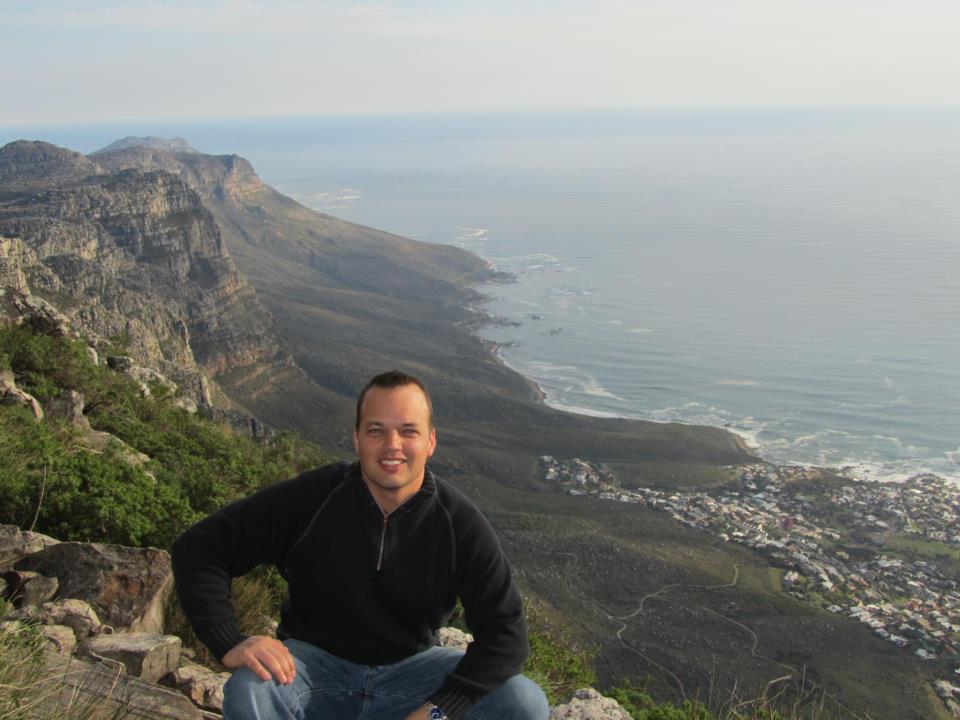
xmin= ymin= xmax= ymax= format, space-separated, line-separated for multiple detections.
xmin=714 ymin=379 xmax=760 ymax=386
xmin=547 ymin=402 xmax=625 ymax=419
xmin=581 ymin=378 xmax=626 ymax=402
xmin=630 ymin=327 xmax=652 ymax=334
xmin=457 ymin=227 xmax=489 ymax=238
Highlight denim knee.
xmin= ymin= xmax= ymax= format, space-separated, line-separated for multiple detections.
xmin=223 ymin=667 xmax=300 ymax=720
xmin=468 ymin=674 xmax=550 ymax=720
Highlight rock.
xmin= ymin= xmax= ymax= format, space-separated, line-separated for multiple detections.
xmin=107 ymin=355 xmax=135 ymax=371
xmin=0 ymin=370 xmax=43 ymax=421
xmin=19 ymin=573 xmax=59 ymax=606
xmin=74 ymin=426 xmax=154 ymax=474
xmin=172 ymin=396 xmax=198 ymax=414
xmin=167 ymin=663 xmax=230 ymax=711
xmin=549 ymin=688 xmax=633 ymax=720
xmin=16 ymin=542 xmax=172 ymax=633
xmin=40 ymin=624 xmax=77 ymax=655
xmin=87 ymin=345 xmax=101 ymax=365
xmin=42 ymin=389 xmax=89 ymax=428
xmin=79 ymin=633 xmax=181 ymax=683
xmin=437 ymin=626 xmax=473 ymax=650
xmin=128 ymin=365 xmax=178 ymax=395
xmin=34 ymin=598 xmax=102 ymax=638
xmin=0 ymin=525 xmax=60 ymax=568
xmin=38 ymin=651 xmax=202 ymax=719
xmin=1 ymin=288 xmax=72 ymax=336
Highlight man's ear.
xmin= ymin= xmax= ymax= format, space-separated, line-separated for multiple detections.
xmin=427 ymin=428 xmax=437 ymax=457
xmin=353 ymin=429 xmax=359 ymax=455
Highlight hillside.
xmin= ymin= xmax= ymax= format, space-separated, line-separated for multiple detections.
xmin=0 ymin=137 xmax=948 ymax=719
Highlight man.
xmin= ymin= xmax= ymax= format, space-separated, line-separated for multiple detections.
xmin=172 ymin=370 xmax=548 ymax=720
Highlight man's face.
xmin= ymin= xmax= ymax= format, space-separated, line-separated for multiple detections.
xmin=353 ymin=383 xmax=437 ymax=509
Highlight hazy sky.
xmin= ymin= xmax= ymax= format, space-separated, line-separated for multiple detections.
xmin=2 ymin=0 xmax=959 ymax=125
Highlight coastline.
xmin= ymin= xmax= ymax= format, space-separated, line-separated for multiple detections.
xmin=475 ymin=298 xmax=957 ymax=487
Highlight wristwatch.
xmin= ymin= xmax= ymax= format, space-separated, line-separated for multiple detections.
xmin=426 ymin=703 xmax=447 ymax=720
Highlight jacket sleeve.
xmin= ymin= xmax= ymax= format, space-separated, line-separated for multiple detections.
xmin=170 ymin=466 xmax=331 ymax=662
xmin=427 ymin=504 xmax=529 ymax=720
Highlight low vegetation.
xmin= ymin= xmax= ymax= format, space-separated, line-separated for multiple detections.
xmin=0 ymin=324 xmax=332 ymax=546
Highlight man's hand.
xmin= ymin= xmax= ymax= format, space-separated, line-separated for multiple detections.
xmin=221 ymin=635 xmax=296 ymax=684
xmin=402 ymin=705 xmax=432 ymax=720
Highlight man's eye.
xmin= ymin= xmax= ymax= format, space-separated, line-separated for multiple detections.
xmin=402 ymin=429 xmax=419 ymax=437
xmin=368 ymin=428 xmax=383 ymax=435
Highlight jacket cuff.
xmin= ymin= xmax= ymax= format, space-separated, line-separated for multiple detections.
xmin=427 ymin=683 xmax=482 ymax=720
xmin=195 ymin=618 xmax=247 ymax=663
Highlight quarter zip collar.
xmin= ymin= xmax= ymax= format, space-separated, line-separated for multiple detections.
xmin=348 ymin=462 xmax=437 ymax=572
xmin=350 ymin=461 xmax=438 ymax=516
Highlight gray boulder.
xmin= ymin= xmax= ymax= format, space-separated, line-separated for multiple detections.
xmin=549 ymin=688 xmax=633 ymax=720
xmin=167 ymin=663 xmax=230 ymax=711
xmin=33 ymin=598 xmax=103 ymax=638
xmin=16 ymin=542 xmax=172 ymax=633
xmin=37 ymin=651 xmax=201 ymax=720
xmin=42 ymin=389 xmax=89 ymax=428
xmin=40 ymin=624 xmax=77 ymax=655
xmin=0 ymin=525 xmax=59 ymax=568
xmin=437 ymin=626 xmax=473 ymax=650
xmin=0 ymin=369 xmax=43 ymax=421
xmin=19 ymin=573 xmax=59 ymax=607
xmin=79 ymin=633 xmax=182 ymax=683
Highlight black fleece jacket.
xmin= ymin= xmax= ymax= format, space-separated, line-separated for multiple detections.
xmin=171 ymin=461 xmax=528 ymax=719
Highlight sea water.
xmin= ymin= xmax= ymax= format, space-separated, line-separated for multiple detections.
xmin=6 ymin=108 xmax=959 ymax=481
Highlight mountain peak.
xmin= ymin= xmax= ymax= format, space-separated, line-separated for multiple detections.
xmin=91 ymin=136 xmax=198 ymax=155
xmin=0 ymin=140 xmax=101 ymax=186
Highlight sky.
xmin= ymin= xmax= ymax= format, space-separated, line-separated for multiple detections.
xmin=2 ymin=0 xmax=959 ymax=126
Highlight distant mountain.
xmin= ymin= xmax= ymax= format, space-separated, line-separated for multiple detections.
xmin=0 ymin=140 xmax=101 ymax=186
xmin=91 ymin=136 xmax=198 ymax=155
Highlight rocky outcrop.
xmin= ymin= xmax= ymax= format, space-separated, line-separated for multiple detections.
xmin=79 ymin=633 xmax=182 ymax=683
xmin=16 ymin=540 xmax=173 ymax=634
xmin=0 ymin=140 xmax=102 ymax=187
xmin=0 ymin=140 xmax=291 ymax=418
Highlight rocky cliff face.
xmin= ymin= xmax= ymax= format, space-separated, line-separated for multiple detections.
xmin=0 ymin=140 xmax=290 ymax=410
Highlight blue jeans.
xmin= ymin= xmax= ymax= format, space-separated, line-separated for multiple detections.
xmin=222 ymin=640 xmax=549 ymax=720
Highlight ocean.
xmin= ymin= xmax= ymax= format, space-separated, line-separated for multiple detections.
xmin=5 ymin=108 xmax=959 ymax=482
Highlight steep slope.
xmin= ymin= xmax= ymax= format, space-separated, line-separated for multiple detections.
xmin=0 ymin=140 xmax=337 ymax=418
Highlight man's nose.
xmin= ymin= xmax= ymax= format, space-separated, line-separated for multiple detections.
xmin=385 ymin=430 xmax=402 ymax=448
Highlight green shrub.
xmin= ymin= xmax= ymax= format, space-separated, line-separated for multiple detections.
xmin=0 ymin=323 xmax=334 ymax=548
xmin=523 ymin=601 xmax=597 ymax=705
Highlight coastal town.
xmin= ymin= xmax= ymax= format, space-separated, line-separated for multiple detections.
xmin=539 ymin=455 xmax=960 ymax=715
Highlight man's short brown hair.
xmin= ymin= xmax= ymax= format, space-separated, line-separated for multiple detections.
xmin=355 ymin=370 xmax=434 ymax=430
